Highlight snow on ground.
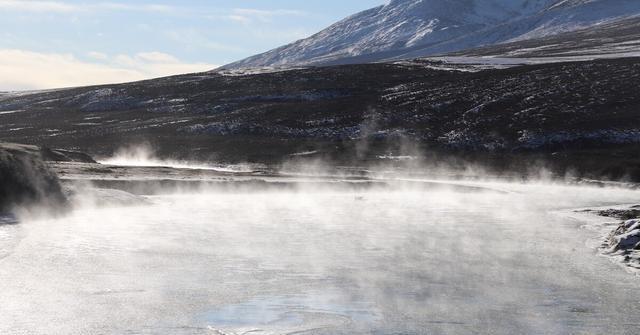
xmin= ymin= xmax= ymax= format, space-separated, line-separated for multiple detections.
xmin=0 ymin=110 xmax=23 ymax=115
xmin=565 ymin=204 xmax=640 ymax=274
xmin=603 ymin=218 xmax=640 ymax=272
xmin=216 ymin=66 xmax=307 ymax=77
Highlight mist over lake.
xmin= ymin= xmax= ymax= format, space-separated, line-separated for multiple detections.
xmin=2 ymin=179 xmax=640 ymax=334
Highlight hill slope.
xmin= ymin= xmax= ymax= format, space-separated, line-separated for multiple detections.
xmin=223 ymin=0 xmax=640 ymax=69
xmin=1 ymin=58 xmax=640 ymax=180
xmin=450 ymin=16 xmax=640 ymax=59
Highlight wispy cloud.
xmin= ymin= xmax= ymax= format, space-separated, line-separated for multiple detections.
xmin=0 ymin=49 xmax=218 ymax=91
xmin=0 ymin=1 xmax=311 ymax=28
xmin=0 ymin=0 xmax=175 ymax=13
xmin=93 ymin=2 xmax=174 ymax=13
xmin=0 ymin=2 xmax=319 ymax=89
xmin=227 ymin=8 xmax=308 ymax=24
xmin=164 ymin=29 xmax=245 ymax=52
xmin=0 ymin=0 xmax=76 ymax=12
xmin=0 ymin=1 xmax=309 ymax=20
xmin=87 ymin=51 xmax=109 ymax=61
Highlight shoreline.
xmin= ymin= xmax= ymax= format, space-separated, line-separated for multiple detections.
xmin=5 ymin=156 xmax=640 ymax=275
xmin=558 ymin=203 xmax=640 ymax=275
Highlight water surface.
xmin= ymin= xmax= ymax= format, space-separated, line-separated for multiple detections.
xmin=0 ymin=182 xmax=639 ymax=334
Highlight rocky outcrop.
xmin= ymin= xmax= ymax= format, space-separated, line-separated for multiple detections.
xmin=0 ymin=143 xmax=68 ymax=213
xmin=603 ymin=217 xmax=640 ymax=271
xmin=598 ymin=208 xmax=640 ymax=221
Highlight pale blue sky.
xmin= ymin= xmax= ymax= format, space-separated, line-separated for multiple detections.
xmin=0 ymin=0 xmax=385 ymax=90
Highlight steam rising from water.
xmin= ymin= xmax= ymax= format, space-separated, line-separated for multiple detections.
xmin=2 ymin=145 xmax=640 ymax=334
xmin=98 ymin=144 xmax=253 ymax=172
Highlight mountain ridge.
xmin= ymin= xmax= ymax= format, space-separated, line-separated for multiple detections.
xmin=222 ymin=0 xmax=640 ymax=69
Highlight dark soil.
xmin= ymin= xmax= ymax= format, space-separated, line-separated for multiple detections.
xmin=1 ymin=57 xmax=639 ymax=181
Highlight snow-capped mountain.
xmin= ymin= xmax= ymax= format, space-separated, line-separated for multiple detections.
xmin=222 ymin=0 xmax=640 ymax=69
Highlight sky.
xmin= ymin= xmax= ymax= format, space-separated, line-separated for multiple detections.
xmin=0 ymin=0 xmax=385 ymax=91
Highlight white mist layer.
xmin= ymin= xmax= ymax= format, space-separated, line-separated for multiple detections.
xmin=99 ymin=145 xmax=252 ymax=172
xmin=1 ymin=182 xmax=640 ymax=334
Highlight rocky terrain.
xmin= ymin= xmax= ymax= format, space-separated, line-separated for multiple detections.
xmin=602 ymin=214 xmax=640 ymax=272
xmin=1 ymin=56 xmax=639 ymax=180
xmin=576 ymin=204 xmax=640 ymax=272
xmin=597 ymin=207 xmax=640 ymax=220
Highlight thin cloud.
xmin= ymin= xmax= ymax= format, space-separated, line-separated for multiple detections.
xmin=0 ymin=49 xmax=218 ymax=91
xmin=0 ymin=0 xmax=175 ymax=13
xmin=227 ymin=15 xmax=251 ymax=25
xmin=0 ymin=0 xmax=76 ymax=12
xmin=94 ymin=2 xmax=174 ymax=13
xmin=87 ymin=51 xmax=109 ymax=61
xmin=0 ymin=2 xmax=308 ymax=22
xmin=164 ymin=29 xmax=245 ymax=52
xmin=228 ymin=8 xmax=308 ymax=24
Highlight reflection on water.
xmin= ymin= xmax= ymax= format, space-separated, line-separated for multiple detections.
xmin=204 ymin=292 xmax=378 ymax=334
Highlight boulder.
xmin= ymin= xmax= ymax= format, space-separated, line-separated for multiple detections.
xmin=0 ymin=143 xmax=68 ymax=213
xmin=605 ymin=219 xmax=640 ymax=257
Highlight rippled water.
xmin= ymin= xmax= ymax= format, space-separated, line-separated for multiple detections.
xmin=1 ymin=182 xmax=639 ymax=334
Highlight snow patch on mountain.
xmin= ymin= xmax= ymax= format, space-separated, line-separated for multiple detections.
xmin=222 ymin=0 xmax=640 ymax=69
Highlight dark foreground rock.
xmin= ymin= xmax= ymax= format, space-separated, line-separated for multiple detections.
xmin=0 ymin=143 xmax=68 ymax=214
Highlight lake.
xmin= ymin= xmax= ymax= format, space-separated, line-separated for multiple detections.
xmin=1 ymin=181 xmax=639 ymax=334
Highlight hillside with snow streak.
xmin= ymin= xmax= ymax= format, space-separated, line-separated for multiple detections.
xmin=222 ymin=0 xmax=640 ymax=69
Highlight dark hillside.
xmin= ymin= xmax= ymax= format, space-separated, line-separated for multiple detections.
xmin=1 ymin=58 xmax=639 ymax=180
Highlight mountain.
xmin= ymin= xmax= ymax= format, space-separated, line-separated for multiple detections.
xmin=222 ymin=0 xmax=640 ymax=69
xmin=452 ymin=15 xmax=640 ymax=59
